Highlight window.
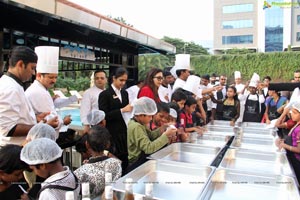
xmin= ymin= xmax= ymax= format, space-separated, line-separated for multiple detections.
xmin=297 ymin=15 xmax=300 ymax=25
xmin=223 ymin=4 xmax=253 ymax=14
xmin=222 ymin=20 xmax=253 ymax=29
xmin=297 ymin=32 xmax=300 ymax=42
xmin=222 ymin=35 xmax=253 ymax=44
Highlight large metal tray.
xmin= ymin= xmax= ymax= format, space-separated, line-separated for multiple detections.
xmin=149 ymin=143 xmax=221 ymax=166
xmin=205 ymin=126 xmax=275 ymax=139
xmin=194 ymin=134 xmax=232 ymax=147
xmin=230 ymin=136 xmax=279 ymax=152
xmin=200 ymin=168 xmax=300 ymax=200
xmin=113 ymin=160 xmax=215 ymax=200
xmin=219 ymin=148 xmax=294 ymax=177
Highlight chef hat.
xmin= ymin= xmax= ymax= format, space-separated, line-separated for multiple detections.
xmin=234 ymin=71 xmax=241 ymax=79
xmin=87 ymin=110 xmax=106 ymax=126
xmin=183 ymin=75 xmax=201 ymax=97
xmin=170 ymin=65 xmax=178 ymax=79
xmin=285 ymin=88 xmax=300 ymax=109
xmin=175 ymin=54 xmax=190 ymax=70
xmin=249 ymin=73 xmax=260 ymax=87
xmin=35 ymin=46 xmax=59 ymax=73
xmin=169 ymin=108 xmax=177 ymax=119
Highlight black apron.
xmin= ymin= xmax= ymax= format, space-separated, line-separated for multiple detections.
xmin=216 ymin=90 xmax=224 ymax=120
xmin=222 ymin=102 xmax=237 ymax=121
xmin=243 ymin=94 xmax=261 ymax=122
xmin=268 ymin=98 xmax=281 ymax=120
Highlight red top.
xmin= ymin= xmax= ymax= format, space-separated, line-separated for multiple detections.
xmin=138 ymin=85 xmax=160 ymax=102
xmin=179 ymin=111 xmax=193 ymax=128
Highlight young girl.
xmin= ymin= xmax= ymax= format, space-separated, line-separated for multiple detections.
xmin=180 ymin=96 xmax=204 ymax=135
xmin=210 ymin=86 xmax=240 ymax=126
xmin=277 ymin=102 xmax=300 ymax=183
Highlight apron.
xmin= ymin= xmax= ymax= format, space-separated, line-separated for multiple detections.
xmin=268 ymin=98 xmax=281 ymax=120
xmin=222 ymin=100 xmax=237 ymax=121
xmin=243 ymin=94 xmax=260 ymax=122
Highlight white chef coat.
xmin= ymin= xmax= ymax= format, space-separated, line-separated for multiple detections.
xmin=0 ymin=75 xmax=36 ymax=145
xmin=80 ymin=85 xmax=103 ymax=125
xmin=172 ymin=78 xmax=186 ymax=93
xmin=25 ymin=80 xmax=62 ymax=136
xmin=158 ymin=84 xmax=172 ymax=103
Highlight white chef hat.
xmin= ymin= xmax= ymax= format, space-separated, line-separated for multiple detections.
xmin=35 ymin=46 xmax=59 ymax=73
xmin=175 ymin=54 xmax=190 ymax=70
xmin=183 ymin=75 xmax=201 ymax=97
xmin=249 ymin=73 xmax=260 ymax=88
xmin=87 ymin=110 xmax=106 ymax=126
xmin=292 ymin=101 xmax=300 ymax=113
xmin=21 ymin=138 xmax=63 ymax=165
xmin=133 ymin=97 xmax=157 ymax=115
xmin=234 ymin=71 xmax=241 ymax=79
xmin=286 ymin=88 xmax=300 ymax=109
xmin=26 ymin=123 xmax=57 ymax=141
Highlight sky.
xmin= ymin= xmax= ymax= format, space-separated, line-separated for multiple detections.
xmin=68 ymin=0 xmax=214 ymax=48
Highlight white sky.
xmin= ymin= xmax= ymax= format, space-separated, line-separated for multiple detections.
xmin=68 ymin=0 xmax=213 ymax=47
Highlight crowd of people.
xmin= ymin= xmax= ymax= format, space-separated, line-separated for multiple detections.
xmin=0 ymin=46 xmax=299 ymax=199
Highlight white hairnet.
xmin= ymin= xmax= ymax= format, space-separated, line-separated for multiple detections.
xmin=133 ymin=97 xmax=157 ymax=115
xmin=169 ymin=108 xmax=177 ymax=119
xmin=87 ymin=110 xmax=105 ymax=125
xmin=27 ymin=123 xmax=57 ymax=141
xmin=21 ymin=138 xmax=63 ymax=165
xmin=292 ymin=101 xmax=300 ymax=112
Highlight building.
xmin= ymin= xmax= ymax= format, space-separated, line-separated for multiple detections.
xmin=0 ymin=0 xmax=176 ymax=85
xmin=214 ymin=0 xmax=300 ymax=54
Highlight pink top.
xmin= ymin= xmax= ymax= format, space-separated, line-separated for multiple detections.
xmin=291 ymin=124 xmax=300 ymax=160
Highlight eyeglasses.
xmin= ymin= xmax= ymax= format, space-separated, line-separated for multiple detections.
xmin=294 ymin=77 xmax=300 ymax=79
xmin=153 ymin=76 xmax=164 ymax=81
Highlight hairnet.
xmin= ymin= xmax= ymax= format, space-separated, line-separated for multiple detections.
xmin=169 ymin=108 xmax=177 ymax=119
xmin=133 ymin=97 xmax=157 ymax=115
xmin=21 ymin=138 xmax=63 ymax=165
xmin=26 ymin=123 xmax=57 ymax=141
xmin=87 ymin=110 xmax=106 ymax=125
xmin=292 ymin=101 xmax=300 ymax=113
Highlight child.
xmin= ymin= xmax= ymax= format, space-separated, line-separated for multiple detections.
xmin=149 ymin=102 xmax=170 ymax=130
xmin=277 ymin=101 xmax=300 ymax=183
xmin=127 ymin=97 xmax=177 ymax=172
xmin=20 ymin=138 xmax=80 ymax=199
xmin=210 ymin=86 xmax=240 ymax=126
xmin=74 ymin=126 xmax=121 ymax=197
xmin=0 ymin=144 xmax=28 ymax=199
xmin=180 ymin=96 xmax=204 ymax=135
xmin=168 ymin=108 xmax=189 ymax=142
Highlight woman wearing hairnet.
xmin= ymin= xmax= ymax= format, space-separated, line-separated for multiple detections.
xmin=126 ymin=97 xmax=177 ymax=173
xmin=20 ymin=138 xmax=80 ymax=200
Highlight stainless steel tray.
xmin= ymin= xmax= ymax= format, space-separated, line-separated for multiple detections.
xmin=242 ymin=121 xmax=268 ymax=128
xmin=149 ymin=143 xmax=221 ymax=166
xmin=113 ymin=160 xmax=215 ymax=200
xmin=230 ymin=136 xmax=279 ymax=152
xmin=219 ymin=148 xmax=294 ymax=177
xmin=207 ymin=120 xmax=231 ymax=126
xmin=194 ymin=134 xmax=231 ymax=147
xmin=200 ymin=168 xmax=300 ymax=200
xmin=205 ymin=126 xmax=275 ymax=139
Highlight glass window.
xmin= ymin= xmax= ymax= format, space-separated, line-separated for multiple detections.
xmin=222 ymin=20 xmax=253 ymax=29
xmin=297 ymin=15 xmax=300 ymax=25
xmin=297 ymin=32 xmax=300 ymax=42
xmin=223 ymin=4 xmax=253 ymax=14
xmin=222 ymin=35 xmax=253 ymax=44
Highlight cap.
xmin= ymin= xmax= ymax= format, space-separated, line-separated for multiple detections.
xmin=87 ymin=110 xmax=105 ymax=125
xmin=249 ymin=73 xmax=260 ymax=87
xmin=35 ymin=46 xmax=59 ymax=73
xmin=175 ymin=54 xmax=190 ymax=70
xmin=27 ymin=123 xmax=57 ymax=141
xmin=20 ymin=138 xmax=63 ymax=165
xmin=183 ymin=75 xmax=201 ymax=97
xmin=169 ymin=108 xmax=178 ymax=118
xmin=133 ymin=97 xmax=157 ymax=115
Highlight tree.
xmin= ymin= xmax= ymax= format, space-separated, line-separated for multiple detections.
xmin=107 ymin=15 xmax=133 ymax=27
xmin=162 ymin=36 xmax=209 ymax=55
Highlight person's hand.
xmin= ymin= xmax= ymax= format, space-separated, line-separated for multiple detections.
xmin=63 ymin=115 xmax=72 ymax=125
xmin=275 ymin=138 xmax=283 ymax=147
xmin=163 ymin=127 xmax=177 ymax=138
xmin=121 ymin=104 xmax=133 ymax=113
xmin=266 ymin=119 xmax=271 ymax=124
xmin=230 ymin=120 xmax=235 ymax=127
xmin=47 ymin=116 xmax=59 ymax=128
xmin=194 ymin=127 xmax=204 ymax=136
xmin=36 ymin=112 xmax=50 ymax=123
xmin=278 ymin=140 xmax=285 ymax=150
xmin=20 ymin=193 xmax=30 ymax=200
xmin=52 ymin=94 xmax=60 ymax=101
xmin=214 ymin=85 xmax=223 ymax=91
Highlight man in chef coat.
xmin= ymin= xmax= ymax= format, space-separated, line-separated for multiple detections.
xmin=0 ymin=46 xmax=58 ymax=145
xmin=25 ymin=46 xmax=67 ymax=139
xmin=171 ymin=54 xmax=191 ymax=93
